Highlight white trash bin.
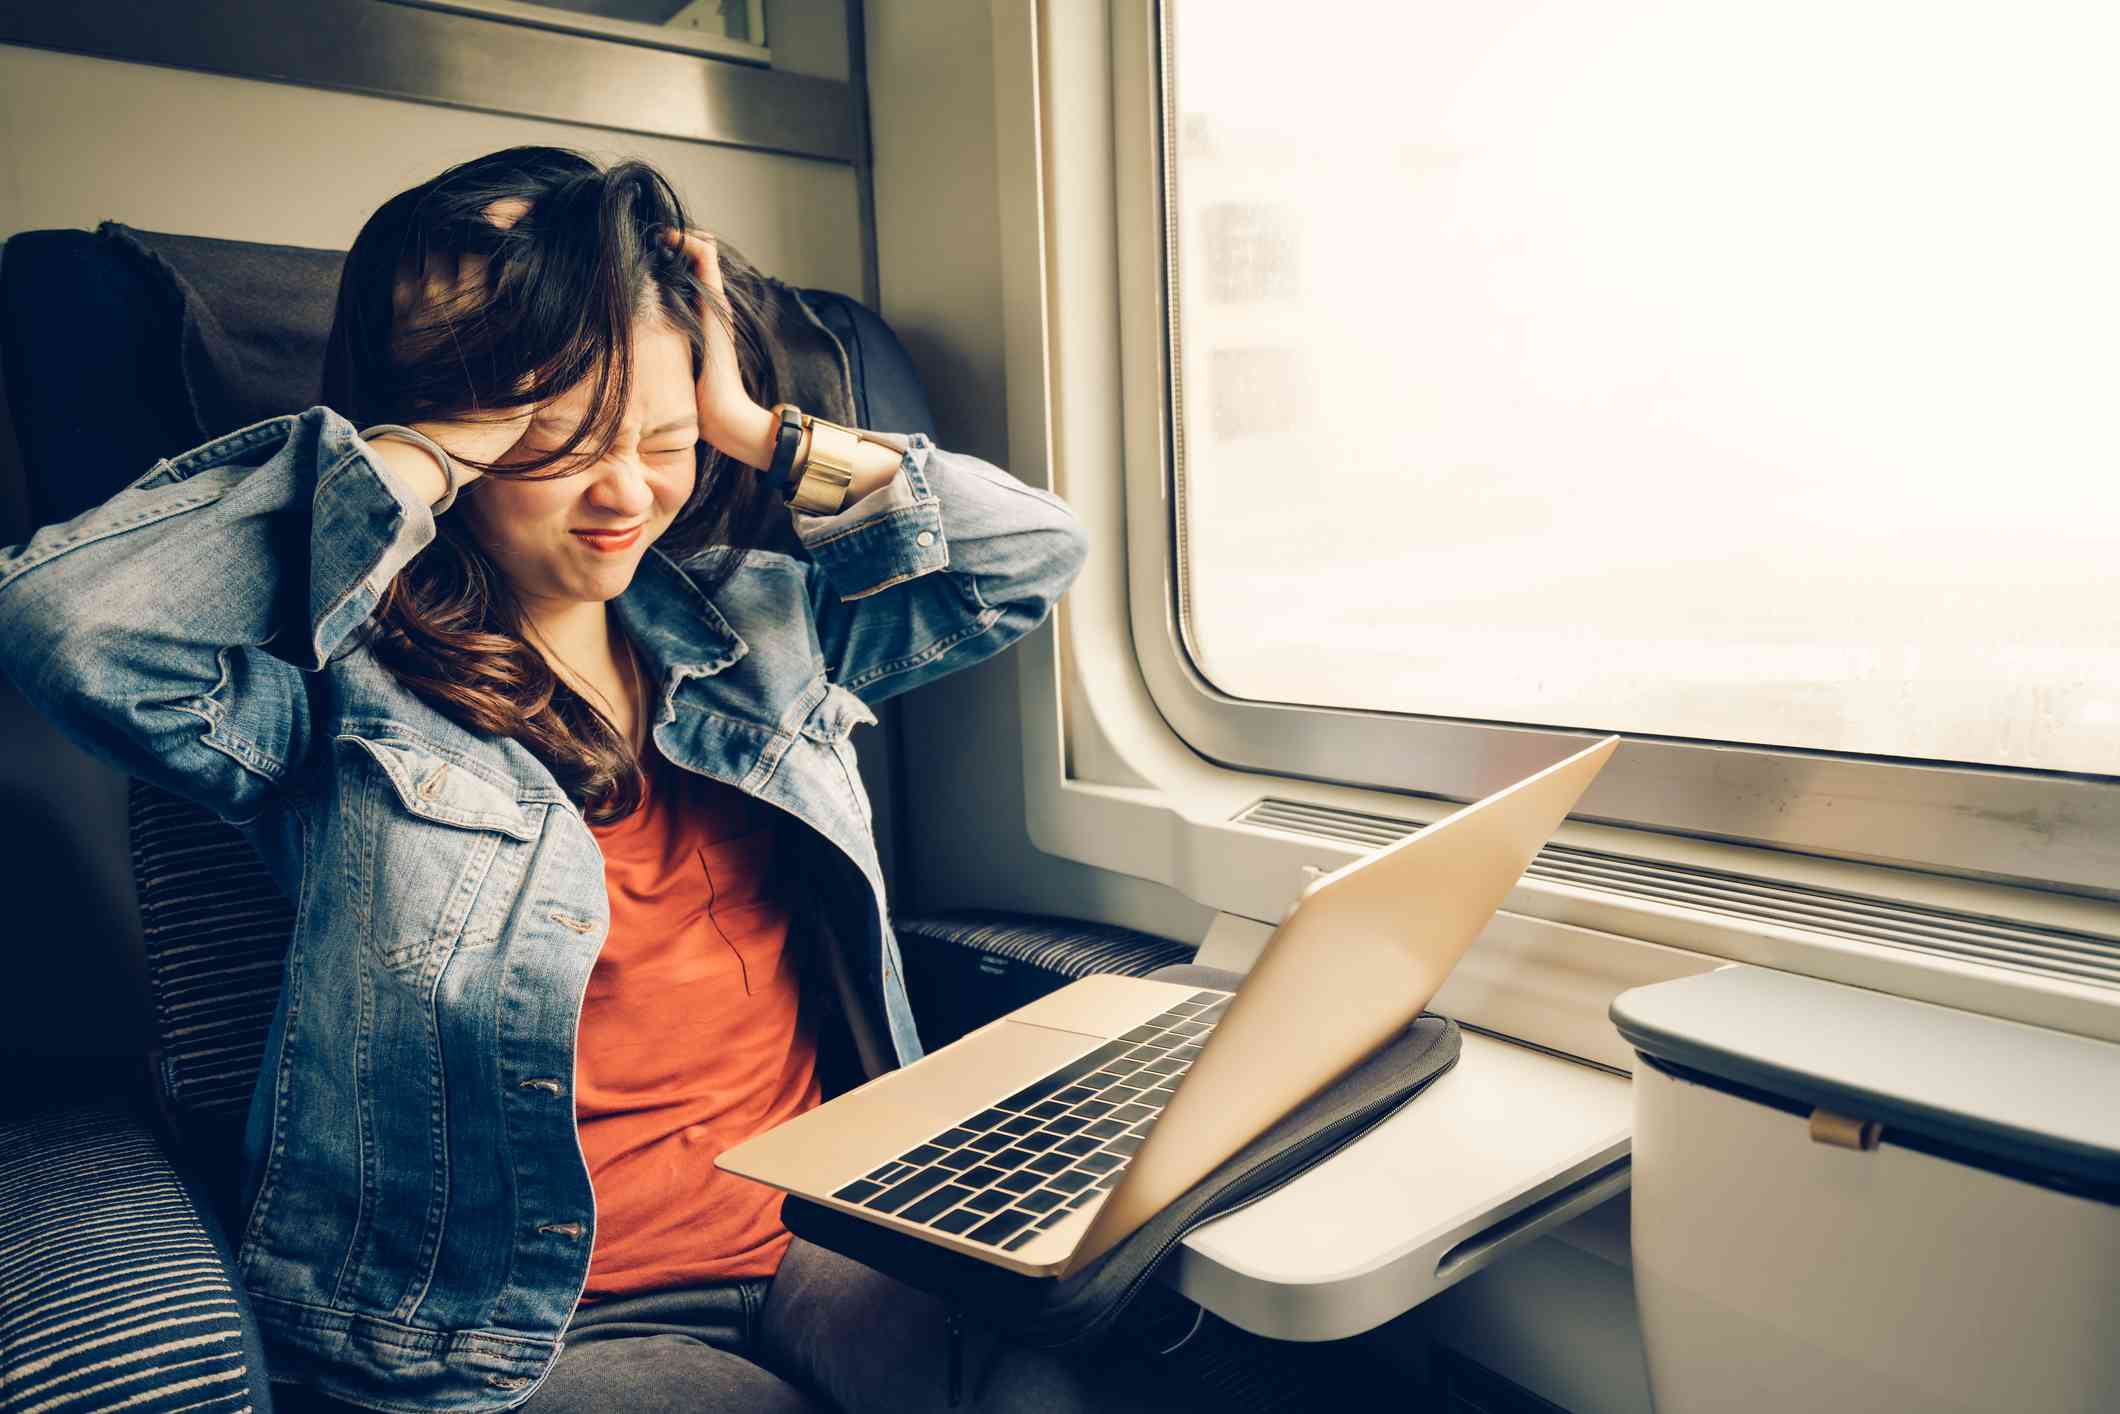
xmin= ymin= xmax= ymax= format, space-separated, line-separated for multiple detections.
xmin=1610 ymin=966 xmax=2120 ymax=1414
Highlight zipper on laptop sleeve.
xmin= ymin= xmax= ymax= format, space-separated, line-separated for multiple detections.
xmin=1085 ymin=1044 xmax=1460 ymax=1351
xmin=944 ymin=1302 xmax=965 ymax=1407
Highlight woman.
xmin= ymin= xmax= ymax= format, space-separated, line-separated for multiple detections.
xmin=0 ymin=147 xmax=1200 ymax=1412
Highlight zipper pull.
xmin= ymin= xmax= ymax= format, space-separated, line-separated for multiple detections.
xmin=945 ymin=1303 xmax=964 ymax=1407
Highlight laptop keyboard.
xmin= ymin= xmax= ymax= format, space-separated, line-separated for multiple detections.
xmin=828 ymin=989 xmax=1230 ymax=1252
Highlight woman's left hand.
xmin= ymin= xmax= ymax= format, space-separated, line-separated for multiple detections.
xmin=665 ymin=227 xmax=775 ymax=469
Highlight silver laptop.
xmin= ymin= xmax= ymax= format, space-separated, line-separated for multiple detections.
xmin=717 ymin=734 xmax=1621 ymax=1278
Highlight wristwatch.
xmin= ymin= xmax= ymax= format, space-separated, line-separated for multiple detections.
xmin=765 ymin=403 xmax=806 ymax=490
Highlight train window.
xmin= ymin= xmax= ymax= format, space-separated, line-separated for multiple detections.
xmin=1162 ymin=1 xmax=2116 ymax=778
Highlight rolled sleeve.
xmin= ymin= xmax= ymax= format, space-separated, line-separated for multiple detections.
xmin=791 ymin=432 xmax=1090 ymax=707
xmin=790 ymin=438 xmax=949 ymax=603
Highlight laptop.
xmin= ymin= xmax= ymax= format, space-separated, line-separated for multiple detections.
xmin=717 ymin=733 xmax=1622 ymax=1278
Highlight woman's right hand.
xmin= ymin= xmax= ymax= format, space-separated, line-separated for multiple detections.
xmin=364 ymin=410 xmax=529 ymax=513
xmin=377 ymin=197 xmax=542 ymax=509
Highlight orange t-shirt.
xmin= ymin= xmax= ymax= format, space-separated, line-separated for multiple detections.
xmin=575 ymin=739 xmax=822 ymax=1301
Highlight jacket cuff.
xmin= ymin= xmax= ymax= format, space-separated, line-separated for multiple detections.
xmin=790 ymin=436 xmax=949 ymax=603
xmin=311 ymin=434 xmax=438 ymax=665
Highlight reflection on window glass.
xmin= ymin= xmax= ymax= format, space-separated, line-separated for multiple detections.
xmin=1167 ymin=0 xmax=2119 ymax=775
xmin=468 ymin=0 xmax=762 ymax=46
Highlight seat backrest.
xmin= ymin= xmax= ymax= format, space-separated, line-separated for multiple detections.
xmin=0 ymin=221 xmax=936 ymax=1213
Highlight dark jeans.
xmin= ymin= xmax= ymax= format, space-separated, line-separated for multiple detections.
xmin=273 ymin=1235 xmax=1208 ymax=1413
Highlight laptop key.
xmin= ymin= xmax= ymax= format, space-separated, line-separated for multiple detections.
xmin=994 ymin=1039 xmax=1135 ymax=1111
xmin=966 ymin=1189 xmax=1013 ymax=1213
xmin=932 ymin=1207 xmax=985 ymax=1235
xmin=966 ymin=1209 xmax=1036 ymax=1246
xmin=997 ymin=1170 xmax=1043 ymax=1194
xmin=962 ymin=1165 xmax=1007 ymax=1188
xmin=1056 ymin=1136 xmax=1100 ymax=1157
xmin=904 ymin=1184 xmax=976 ymax=1225
xmin=833 ymin=1179 xmax=884 ymax=1204
xmin=864 ymin=1166 xmax=952 ymax=1213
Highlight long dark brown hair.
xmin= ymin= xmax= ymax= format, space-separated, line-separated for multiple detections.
xmin=319 ymin=145 xmax=786 ymax=823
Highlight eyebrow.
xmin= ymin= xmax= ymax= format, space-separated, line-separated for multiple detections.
xmin=531 ymin=414 xmax=698 ymax=438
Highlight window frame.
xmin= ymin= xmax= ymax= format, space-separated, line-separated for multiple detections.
xmin=1128 ymin=0 xmax=2120 ymax=901
xmin=998 ymin=0 xmax=2119 ymax=1057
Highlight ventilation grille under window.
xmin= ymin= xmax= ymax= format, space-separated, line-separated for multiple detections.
xmin=1236 ymin=798 xmax=2120 ymax=991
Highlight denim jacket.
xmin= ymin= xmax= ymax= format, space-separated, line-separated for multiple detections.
xmin=0 ymin=404 xmax=1088 ymax=1411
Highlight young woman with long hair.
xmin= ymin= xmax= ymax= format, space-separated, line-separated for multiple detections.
xmin=0 ymin=146 xmax=1203 ymax=1413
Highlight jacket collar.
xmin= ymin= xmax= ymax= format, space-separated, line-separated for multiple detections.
xmin=610 ymin=543 xmax=748 ymax=700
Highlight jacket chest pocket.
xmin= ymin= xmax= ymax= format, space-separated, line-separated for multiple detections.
xmin=797 ymin=679 xmax=879 ymax=829
xmin=336 ymin=733 xmax=540 ymax=971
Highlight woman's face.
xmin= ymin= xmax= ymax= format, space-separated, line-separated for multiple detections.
xmin=460 ymin=314 xmax=699 ymax=609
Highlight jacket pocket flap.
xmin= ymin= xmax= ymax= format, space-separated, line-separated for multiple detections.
xmin=338 ymin=733 xmax=537 ymax=840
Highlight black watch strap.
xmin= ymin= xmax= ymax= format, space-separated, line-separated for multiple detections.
xmin=766 ymin=403 xmax=805 ymax=490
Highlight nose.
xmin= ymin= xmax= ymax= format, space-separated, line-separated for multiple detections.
xmin=583 ymin=448 xmax=657 ymax=519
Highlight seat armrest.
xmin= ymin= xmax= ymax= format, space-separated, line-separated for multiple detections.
xmin=0 ymin=1099 xmax=273 ymax=1412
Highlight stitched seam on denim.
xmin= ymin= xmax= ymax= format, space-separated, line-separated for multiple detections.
xmin=245 ymin=1288 xmax=550 ymax=1357
xmin=236 ymin=806 xmax=311 ymax=1276
xmin=310 ymin=446 xmax=402 ymax=652
xmin=395 ymin=943 xmax=455 ymax=1324
xmin=0 ymin=486 xmax=228 ymax=593
xmin=843 ymin=608 xmax=1002 ymax=693
xmin=800 ymin=498 xmax=939 ymax=549
xmin=329 ymin=932 xmax=382 ymax=1310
